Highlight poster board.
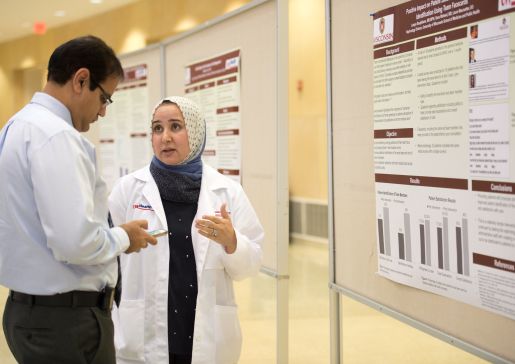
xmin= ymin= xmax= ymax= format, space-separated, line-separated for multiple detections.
xmin=85 ymin=44 xmax=163 ymax=191
xmin=184 ymin=49 xmax=243 ymax=183
xmin=163 ymin=0 xmax=285 ymax=273
xmin=328 ymin=0 xmax=515 ymax=361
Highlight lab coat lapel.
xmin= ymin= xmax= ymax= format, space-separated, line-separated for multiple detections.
xmin=142 ymin=178 xmax=167 ymax=230
xmin=193 ymin=181 xmax=213 ymax=283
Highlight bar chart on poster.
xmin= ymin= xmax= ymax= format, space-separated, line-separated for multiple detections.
xmin=375 ymin=176 xmax=476 ymax=298
xmin=377 ymin=204 xmax=471 ymax=269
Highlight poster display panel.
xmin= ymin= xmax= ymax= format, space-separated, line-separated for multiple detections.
xmin=184 ymin=50 xmax=242 ymax=183
xmin=98 ymin=64 xmax=152 ymax=190
xmin=373 ymin=0 xmax=515 ymax=320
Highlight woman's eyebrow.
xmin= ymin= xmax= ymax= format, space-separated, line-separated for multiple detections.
xmin=151 ymin=118 xmax=183 ymax=124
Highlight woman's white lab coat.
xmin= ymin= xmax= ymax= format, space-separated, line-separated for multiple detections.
xmin=108 ymin=164 xmax=264 ymax=364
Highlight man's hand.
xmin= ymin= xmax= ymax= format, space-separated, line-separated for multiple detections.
xmin=120 ymin=220 xmax=158 ymax=253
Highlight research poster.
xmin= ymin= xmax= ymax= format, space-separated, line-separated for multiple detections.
xmin=184 ymin=50 xmax=242 ymax=183
xmin=373 ymin=0 xmax=515 ymax=320
xmin=98 ymin=64 xmax=151 ymax=191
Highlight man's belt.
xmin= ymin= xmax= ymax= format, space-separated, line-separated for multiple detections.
xmin=9 ymin=287 xmax=115 ymax=311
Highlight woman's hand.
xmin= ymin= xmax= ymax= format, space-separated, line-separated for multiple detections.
xmin=195 ymin=203 xmax=237 ymax=254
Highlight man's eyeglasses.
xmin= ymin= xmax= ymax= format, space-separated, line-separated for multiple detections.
xmin=90 ymin=78 xmax=113 ymax=107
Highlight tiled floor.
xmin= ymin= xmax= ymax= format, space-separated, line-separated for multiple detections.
xmin=0 ymin=286 xmax=15 ymax=364
xmin=235 ymin=238 xmax=487 ymax=364
xmin=0 ymin=238 xmax=488 ymax=363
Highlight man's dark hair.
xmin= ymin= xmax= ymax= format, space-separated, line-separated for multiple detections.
xmin=47 ymin=35 xmax=124 ymax=90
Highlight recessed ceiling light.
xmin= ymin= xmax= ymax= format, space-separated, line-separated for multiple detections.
xmin=54 ymin=10 xmax=66 ymax=17
xmin=90 ymin=0 xmax=103 ymax=4
xmin=175 ymin=18 xmax=198 ymax=32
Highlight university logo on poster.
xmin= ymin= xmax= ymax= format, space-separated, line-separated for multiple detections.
xmin=499 ymin=0 xmax=515 ymax=11
xmin=373 ymin=14 xmax=394 ymax=45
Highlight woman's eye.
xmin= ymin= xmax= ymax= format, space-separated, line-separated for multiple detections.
xmin=172 ymin=123 xmax=182 ymax=131
xmin=152 ymin=125 xmax=163 ymax=133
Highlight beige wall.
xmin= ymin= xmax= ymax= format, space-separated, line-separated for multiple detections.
xmin=288 ymin=0 xmax=327 ymax=200
xmin=0 ymin=0 xmax=327 ymax=201
xmin=0 ymin=0 xmax=251 ymax=125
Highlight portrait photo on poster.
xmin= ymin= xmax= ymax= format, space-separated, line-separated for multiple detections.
xmin=469 ymin=73 xmax=476 ymax=88
xmin=469 ymin=48 xmax=477 ymax=63
xmin=470 ymin=24 xmax=478 ymax=39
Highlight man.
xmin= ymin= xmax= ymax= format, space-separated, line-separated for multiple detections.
xmin=470 ymin=24 xmax=478 ymax=39
xmin=470 ymin=74 xmax=476 ymax=88
xmin=0 ymin=35 xmax=157 ymax=364
xmin=469 ymin=48 xmax=476 ymax=63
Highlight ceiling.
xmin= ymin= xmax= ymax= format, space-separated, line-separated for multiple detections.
xmin=0 ymin=0 xmax=141 ymax=44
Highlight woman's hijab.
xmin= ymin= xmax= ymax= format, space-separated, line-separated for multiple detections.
xmin=150 ymin=96 xmax=206 ymax=181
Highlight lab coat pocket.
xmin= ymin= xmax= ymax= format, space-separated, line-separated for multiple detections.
xmin=114 ymin=299 xmax=145 ymax=361
xmin=214 ymin=304 xmax=242 ymax=364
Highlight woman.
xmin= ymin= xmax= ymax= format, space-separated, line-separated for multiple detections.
xmin=108 ymin=96 xmax=264 ymax=364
